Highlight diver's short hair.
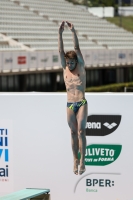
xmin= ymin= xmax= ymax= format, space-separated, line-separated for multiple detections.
xmin=65 ymin=50 xmax=77 ymax=61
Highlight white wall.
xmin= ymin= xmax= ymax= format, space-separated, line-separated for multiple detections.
xmin=0 ymin=93 xmax=133 ymax=200
xmin=88 ymin=7 xmax=114 ymax=18
xmin=119 ymin=6 xmax=133 ymax=16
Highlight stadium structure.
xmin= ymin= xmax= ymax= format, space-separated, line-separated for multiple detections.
xmin=0 ymin=0 xmax=133 ymax=91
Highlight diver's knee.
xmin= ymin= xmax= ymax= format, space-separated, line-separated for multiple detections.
xmin=78 ymin=129 xmax=85 ymax=138
xmin=71 ymin=129 xmax=76 ymax=134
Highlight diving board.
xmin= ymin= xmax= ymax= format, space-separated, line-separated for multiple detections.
xmin=0 ymin=188 xmax=50 ymax=200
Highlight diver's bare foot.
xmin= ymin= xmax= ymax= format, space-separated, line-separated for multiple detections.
xmin=79 ymin=162 xmax=86 ymax=175
xmin=73 ymin=159 xmax=79 ymax=175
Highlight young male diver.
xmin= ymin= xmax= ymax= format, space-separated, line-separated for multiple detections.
xmin=58 ymin=21 xmax=88 ymax=175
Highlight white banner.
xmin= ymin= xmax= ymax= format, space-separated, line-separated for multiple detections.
xmin=2 ymin=52 xmax=12 ymax=71
xmin=108 ymin=49 xmax=117 ymax=65
xmin=12 ymin=51 xmax=22 ymax=70
xmin=88 ymin=7 xmax=114 ymax=18
xmin=98 ymin=49 xmax=106 ymax=66
xmin=104 ymin=50 xmax=110 ymax=65
xmin=37 ymin=51 xmax=46 ymax=69
xmin=28 ymin=51 xmax=37 ymax=69
xmin=44 ymin=51 xmax=53 ymax=69
xmin=18 ymin=52 xmax=29 ymax=70
xmin=117 ymin=50 xmax=127 ymax=65
xmin=0 ymin=120 xmax=14 ymax=196
xmin=0 ymin=49 xmax=133 ymax=71
xmin=83 ymin=50 xmax=92 ymax=67
xmin=126 ymin=49 xmax=133 ymax=65
xmin=0 ymin=93 xmax=133 ymax=200
xmin=119 ymin=7 xmax=133 ymax=16
xmin=92 ymin=50 xmax=99 ymax=66
xmin=121 ymin=49 xmax=127 ymax=65
xmin=52 ymin=50 xmax=61 ymax=68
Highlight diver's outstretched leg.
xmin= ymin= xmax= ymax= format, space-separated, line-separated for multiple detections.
xmin=67 ymin=107 xmax=79 ymax=175
xmin=76 ymin=103 xmax=88 ymax=175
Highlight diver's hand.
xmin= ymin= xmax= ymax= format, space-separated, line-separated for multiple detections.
xmin=59 ymin=21 xmax=65 ymax=34
xmin=66 ymin=21 xmax=75 ymax=32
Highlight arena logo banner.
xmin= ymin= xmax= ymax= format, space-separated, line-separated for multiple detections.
xmin=78 ymin=144 xmax=122 ymax=166
xmin=0 ymin=121 xmax=13 ymax=193
xmin=86 ymin=115 xmax=121 ymax=136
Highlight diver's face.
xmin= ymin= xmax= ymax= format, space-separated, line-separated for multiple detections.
xmin=66 ymin=59 xmax=77 ymax=71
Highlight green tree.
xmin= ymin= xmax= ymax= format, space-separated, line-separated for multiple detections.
xmin=87 ymin=0 xmax=116 ymax=7
xmin=66 ymin=0 xmax=116 ymax=7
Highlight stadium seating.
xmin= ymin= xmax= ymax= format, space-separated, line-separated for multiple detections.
xmin=0 ymin=0 xmax=133 ymax=51
xmin=0 ymin=34 xmax=24 ymax=51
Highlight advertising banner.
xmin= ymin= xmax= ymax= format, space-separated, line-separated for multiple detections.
xmin=12 ymin=51 xmax=23 ymax=70
xmin=0 ymin=93 xmax=133 ymax=200
xmin=117 ymin=50 xmax=127 ymax=65
xmin=97 ymin=49 xmax=106 ymax=66
xmin=18 ymin=52 xmax=29 ymax=70
xmin=0 ymin=49 xmax=133 ymax=71
xmin=121 ymin=50 xmax=127 ymax=65
xmin=37 ymin=51 xmax=46 ymax=70
xmin=52 ymin=50 xmax=61 ymax=68
xmin=104 ymin=50 xmax=110 ymax=66
xmin=44 ymin=51 xmax=53 ymax=69
xmin=2 ymin=52 xmax=12 ymax=71
xmin=92 ymin=50 xmax=99 ymax=66
xmin=126 ymin=49 xmax=133 ymax=65
xmin=83 ymin=50 xmax=92 ymax=67
xmin=28 ymin=51 xmax=37 ymax=70
xmin=0 ymin=120 xmax=14 ymax=196
xmin=108 ymin=49 xmax=117 ymax=65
